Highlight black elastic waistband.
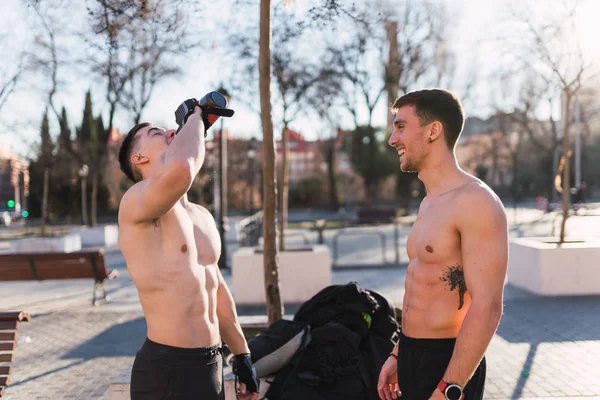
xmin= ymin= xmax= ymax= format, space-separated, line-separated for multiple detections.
xmin=141 ymin=338 xmax=221 ymax=357
xmin=400 ymin=332 xmax=456 ymax=352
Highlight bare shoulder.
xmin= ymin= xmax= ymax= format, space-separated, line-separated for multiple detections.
xmin=455 ymin=179 xmax=507 ymax=227
xmin=190 ymin=202 xmax=218 ymax=223
xmin=190 ymin=202 xmax=212 ymax=215
xmin=117 ymin=181 xmax=147 ymax=225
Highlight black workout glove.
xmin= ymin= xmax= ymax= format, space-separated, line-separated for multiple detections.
xmin=231 ymin=353 xmax=259 ymax=393
xmin=174 ymin=98 xmax=207 ymax=136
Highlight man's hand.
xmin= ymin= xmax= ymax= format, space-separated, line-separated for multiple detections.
xmin=236 ymin=382 xmax=258 ymax=400
xmin=184 ymin=105 xmax=203 ymax=126
xmin=429 ymin=387 xmax=446 ymax=400
xmin=377 ymin=356 xmax=400 ymax=400
xmin=232 ymin=354 xmax=259 ymax=400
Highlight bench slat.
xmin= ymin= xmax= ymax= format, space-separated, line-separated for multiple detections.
xmin=0 ymin=377 xmax=8 ymax=387
xmin=0 ymin=251 xmax=111 ymax=282
xmin=36 ymin=268 xmax=103 ymax=280
xmin=0 ymin=322 xmax=17 ymax=331
xmin=0 ymin=250 xmax=104 ymax=261
xmin=0 ymin=321 xmax=19 ymax=331
xmin=0 ymin=354 xmax=13 ymax=363
xmin=0 ymin=343 xmax=15 ymax=352
xmin=0 ymin=269 xmax=36 ymax=281
xmin=0 ymin=262 xmax=31 ymax=269
xmin=0 ymin=368 xmax=11 ymax=376
xmin=0 ymin=312 xmax=29 ymax=323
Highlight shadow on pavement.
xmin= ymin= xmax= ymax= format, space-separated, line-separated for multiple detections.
xmin=8 ymin=360 xmax=85 ymax=389
xmin=62 ymin=316 xmax=147 ymax=360
xmin=9 ymin=317 xmax=146 ymax=391
xmin=496 ymin=294 xmax=600 ymax=399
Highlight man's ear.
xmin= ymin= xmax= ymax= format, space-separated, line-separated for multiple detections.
xmin=428 ymin=121 xmax=443 ymax=143
xmin=131 ymin=152 xmax=149 ymax=166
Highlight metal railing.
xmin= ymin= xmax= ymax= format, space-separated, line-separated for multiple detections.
xmin=331 ymin=218 xmax=403 ymax=268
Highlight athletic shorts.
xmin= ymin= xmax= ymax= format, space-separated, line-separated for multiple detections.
xmin=130 ymin=338 xmax=224 ymax=400
xmin=396 ymin=332 xmax=486 ymax=400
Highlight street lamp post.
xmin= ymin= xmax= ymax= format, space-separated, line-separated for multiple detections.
xmin=247 ymin=148 xmax=256 ymax=213
xmin=575 ymin=90 xmax=581 ymax=189
xmin=78 ymin=164 xmax=89 ymax=226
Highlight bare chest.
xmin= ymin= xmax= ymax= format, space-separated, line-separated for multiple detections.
xmin=407 ymin=202 xmax=461 ymax=264
xmin=158 ymin=205 xmax=221 ymax=266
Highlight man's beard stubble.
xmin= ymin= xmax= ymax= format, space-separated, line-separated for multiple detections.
xmin=400 ymin=156 xmax=419 ymax=173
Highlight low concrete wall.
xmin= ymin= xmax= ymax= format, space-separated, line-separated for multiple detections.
xmin=10 ymin=233 xmax=82 ymax=253
xmin=508 ymin=237 xmax=600 ymax=295
xmin=232 ymin=245 xmax=332 ymax=305
xmin=70 ymin=225 xmax=118 ymax=248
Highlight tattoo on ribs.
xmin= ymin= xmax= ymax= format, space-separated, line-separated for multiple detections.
xmin=440 ymin=265 xmax=467 ymax=310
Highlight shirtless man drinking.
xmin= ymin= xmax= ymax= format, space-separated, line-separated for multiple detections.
xmin=377 ymin=89 xmax=508 ymax=400
xmin=118 ymin=105 xmax=259 ymax=400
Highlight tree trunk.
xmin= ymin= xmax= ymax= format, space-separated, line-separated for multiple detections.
xmin=248 ymin=156 xmax=255 ymax=213
xmin=559 ymin=91 xmax=572 ymax=244
xmin=81 ymin=174 xmax=88 ymax=226
xmin=219 ymin=123 xmax=228 ymax=270
xmin=367 ymin=127 xmax=378 ymax=205
xmin=385 ymin=20 xmax=400 ymax=139
xmin=91 ymin=171 xmax=98 ymax=227
xmin=325 ymin=140 xmax=339 ymax=210
xmin=41 ymin=168 xmax=49 ymax=236
xmin=259 ymin=0 xmax=283 ymax=325
xmin=279 ymin=124 xmax=289 ymax=251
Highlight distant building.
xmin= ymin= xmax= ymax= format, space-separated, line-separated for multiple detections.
xmin=456 ymin=112 xmax=530 ymax=189
xmin=461 ymin=116 xmax=491 ymax=141
xmin=275 ymin=129 xmax=323 ymax=182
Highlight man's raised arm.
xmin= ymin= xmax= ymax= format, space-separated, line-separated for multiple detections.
xmin=121 ymin=106 xmax=206 ymax=224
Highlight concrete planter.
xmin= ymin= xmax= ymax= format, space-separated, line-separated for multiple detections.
xmin=508 ymin=237 xmax=600 ymax=295
xmin=70 ymin=225 xmax=118 ymax=248
xmin=10 ymin=233 xmax=82 ymax=253
xmin=232 ymin=245 xmax=332 ymax=305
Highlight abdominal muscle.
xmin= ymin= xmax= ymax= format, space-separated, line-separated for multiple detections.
xmin=401 ymin=259 xmax=471 ymax=339
xmin=140 ymin=275 xmax=221 ymax=349
xmin=125 ymin=240 xmax=222 ymax=348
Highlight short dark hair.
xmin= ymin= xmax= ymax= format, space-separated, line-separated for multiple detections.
xmin=392 ymin=89 xmax=465 ymax=149
xmin=119 ymin=122 xmax=150 ymax=182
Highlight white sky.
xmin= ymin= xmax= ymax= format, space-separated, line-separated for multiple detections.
xmin=1 ymin=0 xmax=599 ymax=160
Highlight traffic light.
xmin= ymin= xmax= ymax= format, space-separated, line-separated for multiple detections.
xmin=22 ymin=210 xmax=29 ymax=218
xmin=7 ymin=200 xmax=15 ymax=208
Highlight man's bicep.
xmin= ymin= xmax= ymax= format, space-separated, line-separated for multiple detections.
xmin=459 ymin=194 xmax=508 ymax=302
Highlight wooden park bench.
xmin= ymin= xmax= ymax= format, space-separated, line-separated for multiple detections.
xmin=0 ymin=311 xmax=30 ymax=398
xmin=0 ymin=250 xmax=119 ymax=306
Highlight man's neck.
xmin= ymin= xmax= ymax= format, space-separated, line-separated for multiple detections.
xmin=418 ymin=151 xmax=464 ymax=196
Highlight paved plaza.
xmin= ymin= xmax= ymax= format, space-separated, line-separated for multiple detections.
xmin=1 ymin=206 xmax=600 ymax=399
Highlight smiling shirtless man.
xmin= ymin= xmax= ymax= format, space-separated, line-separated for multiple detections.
xmin=118 ymin=105 xmax=258 ymax=400
xmin=377 ymin=89 xmax=508 ymax=400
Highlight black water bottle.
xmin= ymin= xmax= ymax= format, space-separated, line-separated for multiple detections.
xmin=174 ymin=91 xmax=235 ymax=135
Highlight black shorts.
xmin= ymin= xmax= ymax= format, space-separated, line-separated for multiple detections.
xmin=396 ymin=333 xmax=486 ymax=400
xmin=130 ymin=338 xmax=224 ymax=400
